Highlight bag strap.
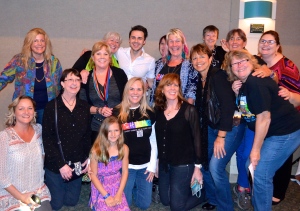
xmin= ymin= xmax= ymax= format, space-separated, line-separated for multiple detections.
xmin=55 ymin=99 xmax=66 ymax=163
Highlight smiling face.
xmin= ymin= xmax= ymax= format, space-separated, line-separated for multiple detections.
xmin=159 ymin=38 xmax=168 ymax=57
xmin=163 ymin=80 xmax=180 ymax=101
xmin=128 ymin=80 xmax=144 ymax=107
xmin=191 ymin=52 xmax=212 ymax=75
xmin=107 ymin=122 xmax=121 ymax=144
xmin=258 ymin=34 xmax=279 ymax=57
xmin=167 ymin=34 xmax=183 ymax=58
xmin=231 ymin=56 xmax=253 ymax=82
xmin=14 ymin=99 xmax=35 ymax=125
xmin=92 ymin=47 xmax=110 ymax=70
xmin=61 ymin=73 xmax=81 ymax=95
xmin=106 ymin=36 xmax=120 ymax=54
xmin=203 ymin=31 xmax=218 ymax=50
xmin=129 ymin=30 xmax=145 ymax=53
xmin=31 ymin=34 xmax=46 ymax=58
xmin=228 ymin=32 xmax=246 ymax=51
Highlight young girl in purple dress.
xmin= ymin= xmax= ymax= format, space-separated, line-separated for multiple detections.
xmin=89 ymin=116 xmax=130 ymax=211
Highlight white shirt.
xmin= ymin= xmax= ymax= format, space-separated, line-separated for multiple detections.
xmin=116 ymin=47 xmax=155 ymax=82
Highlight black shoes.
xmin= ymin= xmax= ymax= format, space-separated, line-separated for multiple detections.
xmin=202 ymin=202 xmax=216 ymax=210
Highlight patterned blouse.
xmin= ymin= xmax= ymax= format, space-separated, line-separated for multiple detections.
xmin=0 ymin=124 xmax=51 ymax=211
xmin=149 ymin=58 xmax=198 ymax=105
xmin=0 ymin=53 xmax=62 ymax=101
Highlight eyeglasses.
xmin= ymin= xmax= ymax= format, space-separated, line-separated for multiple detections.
xmin=259 ymin=39 xmax=276 ymax=45
xmin=231 ymin=59 xmax=249 ymax=67
xmin=64 ymin=79 xmax=81 ymax=83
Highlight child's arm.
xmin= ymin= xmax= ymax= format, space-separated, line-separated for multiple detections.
xmin=90 ymin=152 xmax=116 ymax=207
xmin=113 ymin=144 xmax=129 ymax=205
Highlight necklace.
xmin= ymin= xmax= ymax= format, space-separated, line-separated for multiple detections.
xmin=35 ymin=61 xmax=45 ymax=82
xmin=62 ymin=95 xmax=76 ymax=106
xmin=130 ymin=105 xmax=140 ymax=118
xmin=167 ymin=64 xmax=180 ymax=74
xmin=201 ymin=77 xmax=206 ymax=82
xmin=35 ymin=75 xmax=45 ymax=82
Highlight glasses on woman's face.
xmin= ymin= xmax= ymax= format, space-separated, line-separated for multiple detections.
xmin=231 ymin=59 xmax=249 ymax=68
xmin=259 ymin=39 xmax=276 ymax=45
xmin=64 ymin=78 xmax=81 ymax=83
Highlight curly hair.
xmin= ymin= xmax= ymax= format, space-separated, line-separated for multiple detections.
xmin=5 ymin=96 xmax=36 ymax=127
xmin=154 ymin=73 xmax=187 ymax=111
xmin=21 ymin=28 xmax=53 ymax=70
xmin=90 ymin=116 xmax=125 ymax=165
xmin=223 ymin=50 xmax=260 ymax=82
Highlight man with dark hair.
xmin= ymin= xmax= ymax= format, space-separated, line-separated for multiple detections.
xmin=116 ymin=25 xmax=155 ymax=89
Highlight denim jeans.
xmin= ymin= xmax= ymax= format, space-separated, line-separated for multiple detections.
xmin=236 ymin=126 xmax=254 ymax=188
xmin=159 ymin=164 xmax=205 ymax=211
xmin=249 ymin=129 xmax=300 ymax=211
xmin=45 ymin=168 xmax=82 ymax=210
xmin=124 ymin=167 xmax=152 ymax=210
xmin=204 ymin=124 xmax=245 ymax=211
xmin=36 ymin=109 xmax=44 ymax=125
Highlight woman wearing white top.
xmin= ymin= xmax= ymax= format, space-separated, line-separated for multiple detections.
xmin=0 ymin=96 xmax=51 ymax=211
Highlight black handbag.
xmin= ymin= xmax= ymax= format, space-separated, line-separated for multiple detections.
xmin=54 ymin=99 xmax=85 ymax=182
xmin=206 ymin=72 xmax=221 ymax=125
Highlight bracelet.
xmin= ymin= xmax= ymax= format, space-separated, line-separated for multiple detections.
xmin=194 ymin=164 xmax=202 ymax=169
xmin=103 ymin=193 xmax=110 ymax=199
xmin=217 ymin=135 xmax=226 ymax=138
xmin=270 ymin=71 xmax=275 ymax=79
xmin=95 ymin=107 xmax=99 ymax=114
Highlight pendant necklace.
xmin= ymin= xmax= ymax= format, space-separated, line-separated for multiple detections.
xmin=35 ymin=61 xmax=45 ymax=82
xmin=62 ymin=95 xmax=76 ymax=107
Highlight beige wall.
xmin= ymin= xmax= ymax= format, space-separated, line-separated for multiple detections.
xmin=0 ymin=0 xmax=299 ymax=131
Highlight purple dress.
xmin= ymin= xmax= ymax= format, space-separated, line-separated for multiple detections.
xmin=89 ymin=156 xmax=130 ymax=211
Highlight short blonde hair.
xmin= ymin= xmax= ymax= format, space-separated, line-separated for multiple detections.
xmin=88 ymin=41 xmax=112 ymax=69
xmin=166 ymin=28 xmax=189 ymax=59
xmin=224 ymin=50 xmax=260 ymax=82
xmin=103 ymin=32 xmax=122 ymax=45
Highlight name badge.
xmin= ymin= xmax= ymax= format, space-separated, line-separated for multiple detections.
xmin=137 ymin=129 xmax=143 ymax=137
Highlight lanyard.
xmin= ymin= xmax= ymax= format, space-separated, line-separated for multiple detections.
xmin=93 ymin=67 xmax=111 ymax=106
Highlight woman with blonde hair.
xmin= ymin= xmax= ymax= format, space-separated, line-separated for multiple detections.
xmin=113 ymin=77 xmax=157 ymax=210
xmin=149 ymin=28 xmax=197 ymax=105
xmin=0 ymin=96 xmax=51 ymax=211
xmin=89 ymin=116 xmax=130 ymax=210
xmin=0 ymin=28 xmax=62 ymax=124
xmin=79 ymin=41 xmax=127 ymax=145
xmin=224 ymin=49 xmax=300 ymax=211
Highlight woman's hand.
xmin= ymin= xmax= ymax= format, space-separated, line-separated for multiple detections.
xmin=220 ymin=39 xmax=229 ymax=52
xmin=214 ymin=137 xmax=226 ymax=159
xmin=20 ymin=192 xmax=35 ymax=205
xmin=59 ymin=164 xmax=73 ymax=181
xmin=232 ymin=80 xmax=242 ymax=95
xmin=105 ymin=196 xmax=116 ymax=207
xmin=191 ymin=167 xmax=203 ymax=185
xmin=278 ymin=86 xmax=291 ymax=100
xmin=145 ymin=170 xmax=155 ymax=182
xmin=252 ymin=65 xmax=272 ymax=78
xmin=250 ymin=149 xmax=261 ymax=170
xmin=80 ymin=69 xmax=90 ymax=84
xmin=81 ymin=158 xmax=90 ymax=174
xmin=113 ymin=192 xmax=123 ymax=205
xmin=101 ymin=107 xmax=113 ymax=117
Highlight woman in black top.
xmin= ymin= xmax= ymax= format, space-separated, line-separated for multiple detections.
xmin=154 ymin=73 xmax=204 ymax=211
xmin=43 ymin=68 xmax=91 ymax=210
xmin=113 ymin=77 xmax=157 ymax=210
xmin=79 ymin=41 xmax=127 ymax=144
xmin=191 ymin=44 xmax=246 ymax=211
xmin=224 ymin=49 xmax=300 ymax=211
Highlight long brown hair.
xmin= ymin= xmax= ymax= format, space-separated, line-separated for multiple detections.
xmin=154 ymin=73 xmax=187 ymax=111
xmin=90 ymin=116 xmax=124 ymax=165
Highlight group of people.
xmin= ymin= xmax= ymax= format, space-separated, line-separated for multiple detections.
xmin=0 ymin=24 xmax=299 ymax=211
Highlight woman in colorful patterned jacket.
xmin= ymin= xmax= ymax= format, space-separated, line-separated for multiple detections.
xmin=0 ymin=28 xmax=62 ymax=124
